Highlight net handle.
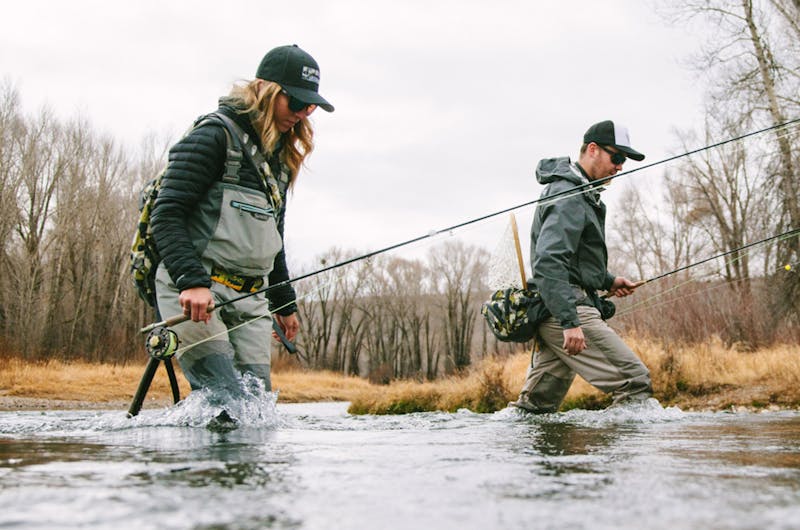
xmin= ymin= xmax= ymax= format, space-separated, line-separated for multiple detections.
xmin=510 ymin=213 xmax=527 ymax=286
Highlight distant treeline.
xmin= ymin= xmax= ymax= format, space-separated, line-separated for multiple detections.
xmin=0 ymin=1 xmax=798 ymax=378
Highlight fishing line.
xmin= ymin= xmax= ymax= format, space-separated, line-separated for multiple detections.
xmin=631 ymin=227 xmax=800 ymax=288
xmin=618 ymin=278 xmax=744 ymax=319
xmin=614 ymin=228 xmax=800 ymax=318
xmin=774 ymin=124 xmax=799 ymax=141
xmin=615 ymin=265 xmax=790 ymax=320
xmin=146 ymin=271 xmax=342 ymax=358
xmin=142 ymin=117 xmax=800 ymax=331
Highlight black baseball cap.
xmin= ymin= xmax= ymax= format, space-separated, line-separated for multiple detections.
xmin=583 ymin=120 xmax=644 ymax=161
xmin=256 ymin=44 xmax=334 ymax=112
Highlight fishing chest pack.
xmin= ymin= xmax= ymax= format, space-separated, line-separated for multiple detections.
xmin=129 ymin=111 xmax=285 ymax=307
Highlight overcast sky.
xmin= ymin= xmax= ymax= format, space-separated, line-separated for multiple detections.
xmin=2 ymin=0 xmax=708 ymax=274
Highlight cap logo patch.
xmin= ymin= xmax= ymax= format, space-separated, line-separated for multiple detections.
xmin=302 ymin=66 xmax=320 ymax=84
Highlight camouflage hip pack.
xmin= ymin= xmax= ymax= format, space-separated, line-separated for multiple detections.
xmin=481 ymin=288 xmax=551 ymax=343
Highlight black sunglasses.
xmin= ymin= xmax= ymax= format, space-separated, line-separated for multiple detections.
xmin=599 ymin=145 xmax=627 ymax=165
xmin=281 ymin=89 xmax=316 ymax=113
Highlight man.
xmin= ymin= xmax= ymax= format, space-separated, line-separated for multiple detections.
xmin=510 ymin=120 xmax=653 ymax=413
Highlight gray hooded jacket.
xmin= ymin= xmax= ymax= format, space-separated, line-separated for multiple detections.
xmin=531 ymin=157 xmax=616 ymax=329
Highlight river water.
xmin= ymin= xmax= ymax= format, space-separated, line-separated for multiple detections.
xmin=1 ymin=391 xmax=799 ymax=530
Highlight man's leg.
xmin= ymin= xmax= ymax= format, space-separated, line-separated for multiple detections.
xmin=545 ymin=305 xmax=652 ymax=406
xmin=511 ymin=325 xmax=576 ymax=413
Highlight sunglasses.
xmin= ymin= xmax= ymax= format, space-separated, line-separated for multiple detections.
xmin=599 ymin=145 xmax=627 ymax=165
xmin=281 ymin=89 xmax=316 ymax=113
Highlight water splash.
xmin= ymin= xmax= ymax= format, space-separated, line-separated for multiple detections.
xmin=126 ymin=373 xmax=282 ymax=430
xmin=0 ymin=374 xmax=282 ymax=435
xmin=497 ymin=398 xmax=686 ymax=426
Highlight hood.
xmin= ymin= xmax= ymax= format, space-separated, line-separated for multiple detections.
xmin=535 ymin=157 xmax=586 ymax=186
xmin=217 ymin=97 xmax=258 ymax=138
xmin=217 ymin=97 xmax=283 ymax=155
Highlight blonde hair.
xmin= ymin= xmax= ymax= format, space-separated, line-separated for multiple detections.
xmin=227 ymin=80 xmax=314 ymax=187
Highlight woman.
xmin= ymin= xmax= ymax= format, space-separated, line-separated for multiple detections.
xmin=150 ymin=44 xmax=334 ymax=396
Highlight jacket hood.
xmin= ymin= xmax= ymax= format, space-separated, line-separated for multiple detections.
xmin=217 ymin=97 xmax=284 ymax=155
xmin=217 ymin=97 xmax=257 ymax=136
xmin=535 ymin=157 xmax=586 ymax=186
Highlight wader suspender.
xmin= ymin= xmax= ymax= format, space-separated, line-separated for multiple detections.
xmin=214 ymin=113 xmax=285 ymax=212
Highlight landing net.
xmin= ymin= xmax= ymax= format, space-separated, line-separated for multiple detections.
xmin=487 ymin=213 xmax=528 ymax=290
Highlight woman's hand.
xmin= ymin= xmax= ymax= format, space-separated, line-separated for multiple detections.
xmin=179 ymin=287 xmax=215 ymax=323
xmin=274 ymin=313 xmax=300 ymax=342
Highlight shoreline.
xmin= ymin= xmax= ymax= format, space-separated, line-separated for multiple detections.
xmin=0 ymin=395 xmax=172 ymax=412
xmin=2 ymin=341 xmax=798 ymax=414
xmin=0 ymin=393 xmax=795 ymax=414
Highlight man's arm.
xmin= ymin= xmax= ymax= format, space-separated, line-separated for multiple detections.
xmin=562 ymin=277 xmax=640 ymax=355
xmin=532 ymin=196 xmax=586 ymax=329
xmin=607 ymin=276 xmax=642 ymax=297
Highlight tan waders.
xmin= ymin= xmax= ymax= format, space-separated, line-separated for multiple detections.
xmin=511 ymin=305 xmax=652 ymax=413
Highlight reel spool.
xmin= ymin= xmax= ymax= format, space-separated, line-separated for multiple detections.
xmin=145 ymin=326 xmax=180 ymax=360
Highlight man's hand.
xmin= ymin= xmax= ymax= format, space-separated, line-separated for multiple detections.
xmin=607 ymin=277 xmax=643 ymax=298
xmin=179 ymin=286 xmax=214 ymax=323
xmin=274 ymin=313 xmax=300 ymax=342
xmin=562 ymin=326 xmax=586 ymax=355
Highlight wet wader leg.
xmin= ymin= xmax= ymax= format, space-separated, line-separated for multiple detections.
xmin=538 ymin=306 xmax=652 ymax=407
xmin=512 ymin=327 xmax=576 ymax=413
xmin=127 ymin=357 xmax=160 ymax=417
xmin=219 ymin=290 xmax=273 ymax=391
xmin=575 ymin=306 xmax=652 ymax=404
xmin=163 ymin=358 xmax=181 ymax=403
xmin=154 ymin=265 xmax=244 ymax=396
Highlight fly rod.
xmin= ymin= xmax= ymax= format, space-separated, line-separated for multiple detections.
xmin=604 ymin=227 xmax=800 ymax=297
xmin=141 ymin=119 xmax=800 ymax=334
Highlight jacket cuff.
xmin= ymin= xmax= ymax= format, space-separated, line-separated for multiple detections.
xmin=175 ymin=273 xmax=212 ymax=292
xmin=274 ymin=303 xmax=297 ymax=317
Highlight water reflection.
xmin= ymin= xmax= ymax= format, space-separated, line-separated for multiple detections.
xmin=1 ymin=405 xmax=800 ymax=530
xmin=137 ymin=461 xmax=286 ymax=489
xmin=529 ymin=422 xmax=621 ymax=456
xmin=663 ymin=415 xmax=800 ymax=469
xmin=0 ymin=438 xmax=116 ymax=467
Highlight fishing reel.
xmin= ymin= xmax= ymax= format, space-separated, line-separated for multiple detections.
xmin=145 ymin=325 xmax=180 ymax=360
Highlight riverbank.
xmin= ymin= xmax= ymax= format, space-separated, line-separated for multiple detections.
xmin=1 ymin=336 xmax=798 ymax=413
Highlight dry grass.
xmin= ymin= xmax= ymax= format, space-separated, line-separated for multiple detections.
xmin=632 ymin=334 xmax=800 ymax=409
xmin=0 ymin=358 xmax=372 ymax=406
xmin=346 ymin=336 xmax=800 ymax=413
xmin=346 ymin=353 xmax=606 ymax=414
xmin=1 ymin=336 xmax=798 ymax=413
xmin=0 ymin=358 xmax=191 ymax=404
xmin=272 ymin=370 xmax=375 ymax=402
xmin=346 ymin=359 xmax=511 ymax=415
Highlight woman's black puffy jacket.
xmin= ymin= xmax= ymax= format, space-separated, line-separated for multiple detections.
xmin=150 ymin=102 xmax=297 ymax=315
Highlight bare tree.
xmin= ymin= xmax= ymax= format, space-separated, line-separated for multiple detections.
xmin=655 ymin=0 xmax=800 ymax=329
xmin=611 ymin=173 xmax=708 ymax=283
xmin=0 ymin=83 xmax=24 ymax=341
xmin=674 ymin=120 xmax=769 ymax=288
xmin=430 ymin=241 xmax=489 ymax=372
xmin=381 ymin=256 xmax=439 ymax=379
xmin=4 ymin=105 xmax=68 ymax=357
xmin=768 ymin=0 xmax=800 ymax=41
